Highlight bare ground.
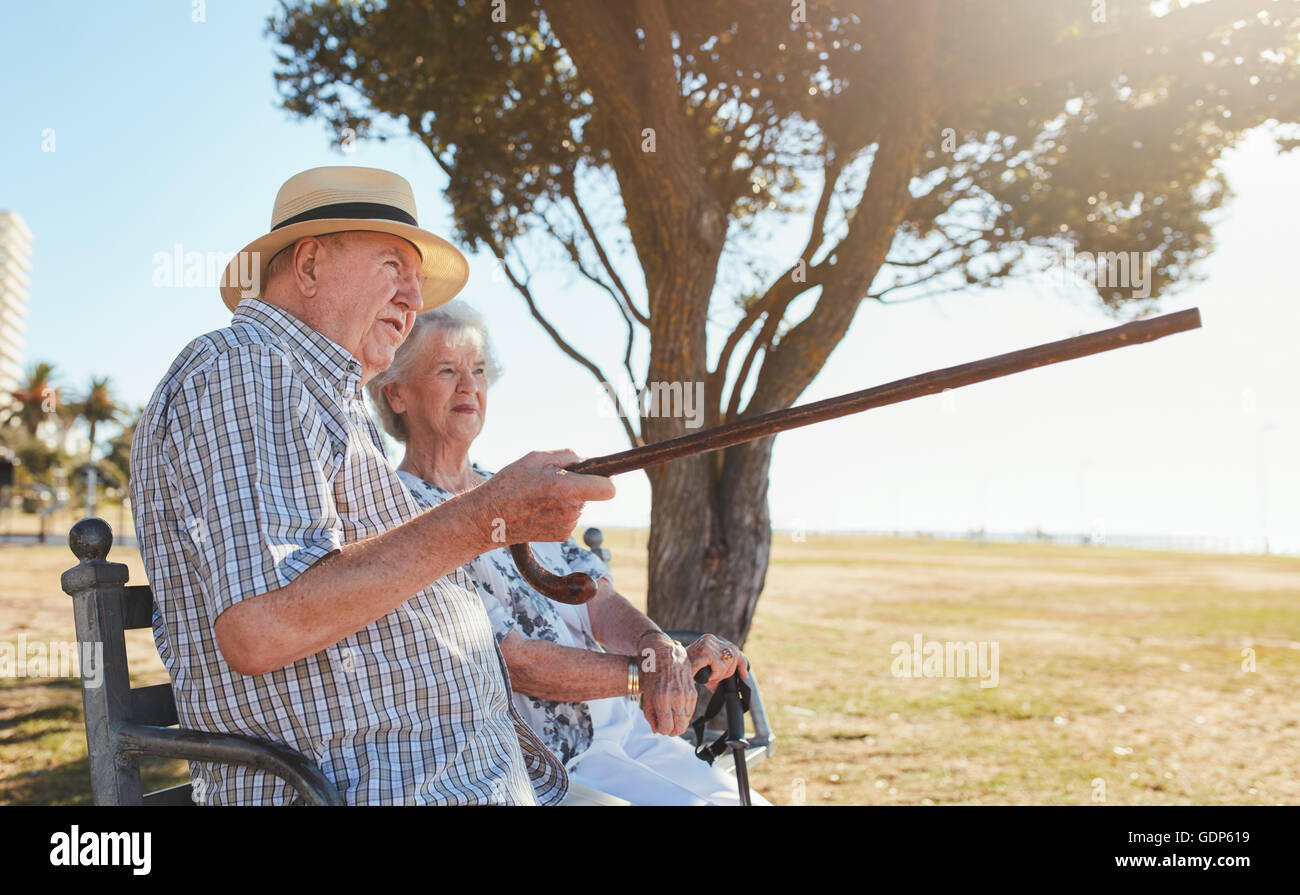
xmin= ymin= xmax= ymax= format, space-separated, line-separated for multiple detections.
xmin=2 ymin=531 xmax=1296 ymax=805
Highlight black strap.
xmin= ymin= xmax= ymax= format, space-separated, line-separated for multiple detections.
xmin=692 ymin=675 xmax=752 ymax=765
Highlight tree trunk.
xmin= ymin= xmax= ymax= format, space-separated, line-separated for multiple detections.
xmin=543 ymin=0 xmax=937 ymax=646
xmin=646 ymin=437 xmax=773 ymax=646
xmin=645 ymin=2 xmax=940 ymax=645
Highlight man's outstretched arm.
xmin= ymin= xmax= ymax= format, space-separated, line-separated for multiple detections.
xmin=174 ymin=341 xmax=611 ymax=677
xmin=214 ymin=451 xmax=613 ymax=676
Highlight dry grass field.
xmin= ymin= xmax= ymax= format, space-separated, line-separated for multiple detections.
xmin=2 ymin=528 xmax=1297 ymax=805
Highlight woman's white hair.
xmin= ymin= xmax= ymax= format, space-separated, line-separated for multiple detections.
xmin=366 ymin=300 xmax=503 ymax=442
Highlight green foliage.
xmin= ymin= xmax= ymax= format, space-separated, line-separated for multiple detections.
xmin=2 ymin=367 xmax=131 ymax=494
xmin=271 ymin=0 xmax=588 ymax=250
xmin=2 ymin=362 xmax=70 ymax=438
xmin=66 ymin=376 xmax=124 ymax=461
xmin=269 ymin=0 xmax=1299 ymax=312
xmin=897 ymin=1 xmax=1299 ymax=310
xmin=7 ymin=428 xmax=67 ymax=488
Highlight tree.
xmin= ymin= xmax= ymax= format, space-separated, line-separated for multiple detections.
xmin=68 ymin=377 xmax=123 ymax=464
xmin=2 ymin=363 xmax=74 ymax=519
xmin=7 ymin=428 xmax=67 ymax=490
xmin=269 ymin=0 xmax=1299 ymax=643
xmin=3 ymin=362 xmax=68 ymax=437
xmin=67 ymin=376 xmax=123 ymax=514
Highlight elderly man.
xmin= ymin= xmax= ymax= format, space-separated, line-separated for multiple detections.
xmin=130 ymin=166 xmax=613 ymax=804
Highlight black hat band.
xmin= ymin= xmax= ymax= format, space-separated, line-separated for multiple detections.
xmin=272 ymin=201 xmax=418 ymax=231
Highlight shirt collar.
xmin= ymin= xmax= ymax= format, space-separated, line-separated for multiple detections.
xmin=233 ymin=299 xmax=363 ymax=395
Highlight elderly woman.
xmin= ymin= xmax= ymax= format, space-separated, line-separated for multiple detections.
xmin=367 ymin=301 xmax=768 ymax=806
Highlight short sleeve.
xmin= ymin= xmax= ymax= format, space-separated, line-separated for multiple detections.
xmin=171 ymin=344 xmax=344 ymax=618
xmin=467 ymin=555 xmax=519 ymax=645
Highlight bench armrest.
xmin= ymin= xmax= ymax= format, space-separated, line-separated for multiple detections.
xmin=117 ymin=723 xmax=345 ymax=806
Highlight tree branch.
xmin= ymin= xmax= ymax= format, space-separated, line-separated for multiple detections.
xmin=494 ymin=242 xmax=643 ymax=448
xmin=800 ymin=154 xmax=845 ymax=265
xmin=548 ymin=223 xmax=643 ymax=395
xmin=743 ymin=0 xmax=941 ymax=419
xmin=707 ymin=153 xmax=843 ymax=423
xmin=563 ymin=180 xmax=648 ymax=325
xmin=868 ymin=263 xmax=957 ymax=300
xmin=726 ymin=310 xmax=780 ymax=424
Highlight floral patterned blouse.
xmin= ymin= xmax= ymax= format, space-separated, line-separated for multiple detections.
xmin=398 ymin=466 xmax=614 ymax=766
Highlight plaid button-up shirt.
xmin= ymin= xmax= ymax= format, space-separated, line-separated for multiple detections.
xmin=130 ymin=299 xmax=567 ymax=805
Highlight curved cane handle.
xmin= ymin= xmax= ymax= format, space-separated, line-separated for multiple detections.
xmin=508 ymin=543 xmax=598 ymax=605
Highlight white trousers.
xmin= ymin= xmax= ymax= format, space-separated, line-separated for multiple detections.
xmin=564 ymin=702 xmax=770 ymax=806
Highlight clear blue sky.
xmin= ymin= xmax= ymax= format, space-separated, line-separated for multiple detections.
xmin=2 ymin=2 xmax=1296 ymax=549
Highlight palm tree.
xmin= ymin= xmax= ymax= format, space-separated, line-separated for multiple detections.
xmin=3 ymin=362 xmax=65 ymax=436
xmin=71 ymin=377 xmax=123 ymax=458
xmin=68 ymin=376 xmax=124 ymax=514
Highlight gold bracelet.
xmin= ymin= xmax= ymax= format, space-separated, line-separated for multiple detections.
xmin=627 ymin=659 xmax=640 ymax=701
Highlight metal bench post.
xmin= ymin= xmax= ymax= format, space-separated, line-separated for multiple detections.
xmin=582 ymin=527 xmax=612 ymax=564
xmin=59 ymin=517 xmax=144 ymax=804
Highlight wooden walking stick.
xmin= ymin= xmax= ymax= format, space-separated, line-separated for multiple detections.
xmin=511 ymin=307 xmax=1203 ymax=604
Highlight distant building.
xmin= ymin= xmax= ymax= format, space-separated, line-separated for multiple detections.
xmin=0 ymin=211 xmax=32 ymax=399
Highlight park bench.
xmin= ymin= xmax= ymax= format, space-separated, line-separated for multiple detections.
xmin=60 ymin=517 xmax=342 ymax=805
xmin=61 ymin=519 xmax=770 ymax=805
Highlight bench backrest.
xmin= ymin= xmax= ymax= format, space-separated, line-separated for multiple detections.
xmin=60 ymin=518 xmax=193 ymax=805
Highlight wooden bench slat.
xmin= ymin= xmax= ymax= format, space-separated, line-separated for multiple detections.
xmin=119 ymin=586 xmax=156 ymax=630
xmin=131 ymin=683 xmax=179 ymax=727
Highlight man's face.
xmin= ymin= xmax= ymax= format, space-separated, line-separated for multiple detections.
xmin=310 ymin=231 xmax=425 ymax=382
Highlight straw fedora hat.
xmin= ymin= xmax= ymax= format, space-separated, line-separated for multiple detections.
xmin=219 ymin=166 xmax=469 ymax=313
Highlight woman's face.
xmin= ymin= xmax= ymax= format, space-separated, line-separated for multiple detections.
xmin=386 ymin=326 xmax=489 ymax=449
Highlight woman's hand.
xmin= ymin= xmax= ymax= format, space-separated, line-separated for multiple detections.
xmin=686 ymin=633 xmax=749 ymax=691
xmin=636 ymin=633 xmax=697 ymax=736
